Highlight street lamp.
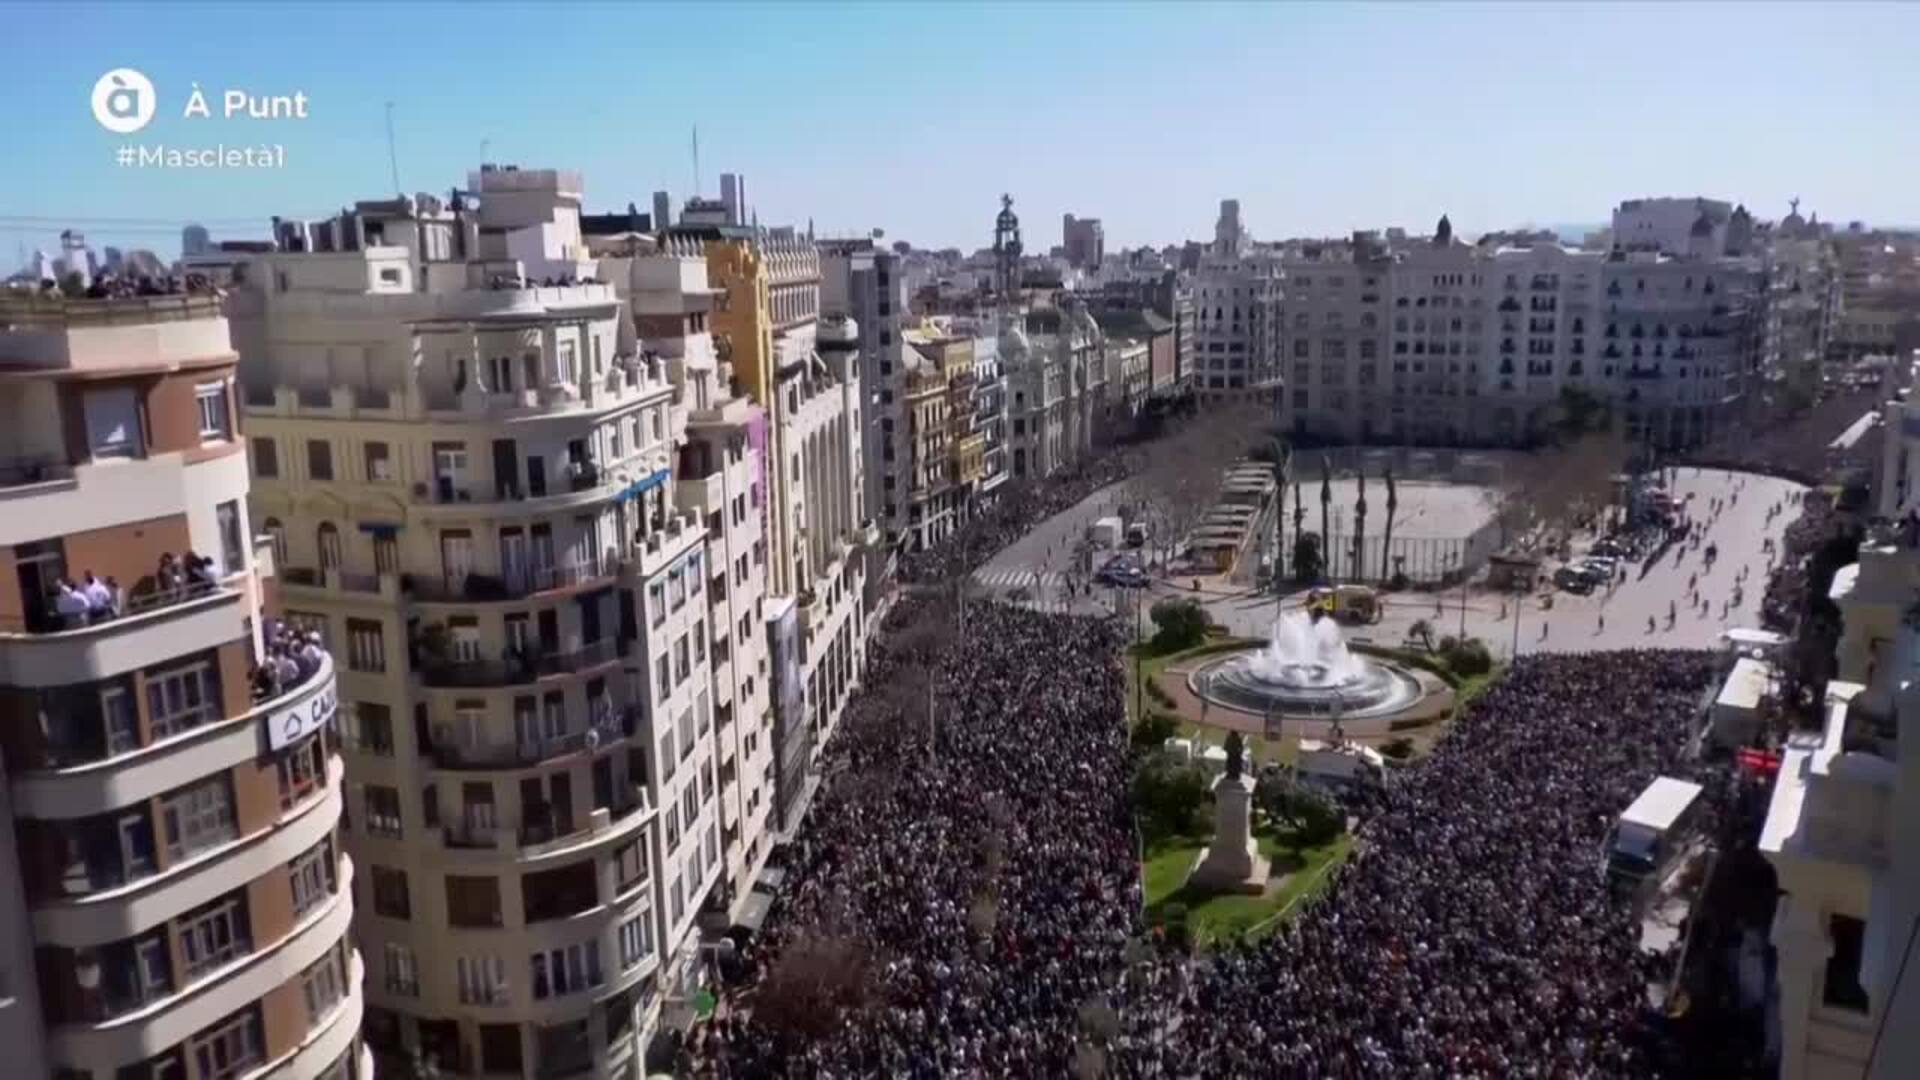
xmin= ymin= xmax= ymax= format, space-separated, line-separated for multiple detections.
xmin=1455 ymin=552 xmax=1468 ymax=639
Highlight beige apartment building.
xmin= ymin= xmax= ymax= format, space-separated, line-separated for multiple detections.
xmin=0 ymin=289 xmax=364 ymax=1079
xmin=225 ymin=167 xmax=775 ymax=1077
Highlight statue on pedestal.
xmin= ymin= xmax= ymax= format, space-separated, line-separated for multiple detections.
xmin=1189 ymin=731 xmax=1270 ymax=896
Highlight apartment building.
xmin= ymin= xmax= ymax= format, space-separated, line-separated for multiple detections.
xmin=1597 ymin=252 xmax=1761 ymax=450
xmin=1384 ymin=221 xmax=1485 ymax=444
xmin=1480 ymin=243 xmax=1607 ymax=439
xmin=893 ymin=321 xmax=993 ymax=550
xmin=0 ymin=288 xmax=363 ymax=1079
xmin=1005 ymin=296 xmax=1103 ymax=480
xmin=1190 ymin=247 xmax=1285 ymax=413
xmin=228 ymin=168 xmax=737 ymax=1078
xmin=695 ymin=226 xmax=870 ymax=811
xmin=1279 ymin=235 xmax=1391 ymax=441
xmin=603 ymin=237 xmax=777 ymax=932
xmin=1760 ymin=513 xmax=1920 ymax=1080
xmin=818 ymin=240 xmax=908 ymax=537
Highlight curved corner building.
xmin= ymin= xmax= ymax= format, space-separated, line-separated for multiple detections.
xmin=0 ymin=290 xmax=364 ymax=1079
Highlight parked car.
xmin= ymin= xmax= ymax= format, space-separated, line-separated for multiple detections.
xmin=1554 ymin=566 xmax=1597 ymax=593
xmin=1096 ymin=556 xmax=1150 ymax=588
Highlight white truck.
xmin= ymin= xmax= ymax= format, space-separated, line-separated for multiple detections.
xmin=1297 ymin=739 xmax=1385 ymax=791
xmin=1608 ymin=776 xmax=1704 ymax=889
xmin=1087 ymin=515 xmax=1125 ymax=549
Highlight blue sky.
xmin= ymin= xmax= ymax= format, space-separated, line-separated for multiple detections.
xmin=4 ymin=1 xmax=1917 ymax=260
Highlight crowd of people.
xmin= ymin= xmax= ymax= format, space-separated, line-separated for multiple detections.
xmin=40 ymin=550 xmax=218 ymax=631
xmin=17 ymin=269 xmax=221 ymax=300
xmin=689 ymin=598 xmax=1140 ymax=1077
xmin=1761 ymin=487 xmax=1839 ymax=633
xmin=251 ymin=617 xmax=329 ymax=701
xmin=898 ymin=445 xmax=1143 ymax=585
xmin=1115 ymin=650 xmax=1722 ymax=1078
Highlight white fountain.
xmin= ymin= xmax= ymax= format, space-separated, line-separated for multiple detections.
xmin=1190 ymin=610 xmax=1424 ymax=719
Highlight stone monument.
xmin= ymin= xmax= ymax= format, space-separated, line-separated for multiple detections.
xmin=1189 ymin=732 xmax=1270 ymax=894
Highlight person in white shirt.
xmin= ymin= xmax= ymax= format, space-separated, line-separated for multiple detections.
xmin=82 ymin=573 xmax=114 ymax=620
xmin=53 ymin=580 xmax=90 ymax=628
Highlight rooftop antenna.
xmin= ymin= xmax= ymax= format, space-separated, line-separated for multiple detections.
xmin=384 ymin=101 xmax=402 ymax=195
xmin=691 ymin=125 xmax=701 ymax=197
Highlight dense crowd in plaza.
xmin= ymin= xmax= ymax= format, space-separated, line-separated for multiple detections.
xmin=685 ymin=422 xmax=1745 ymax=1078
xmin=1115 ymin=649 xmax=1721 ymax=1078
xmin=897 ymin=446 xmax=1143 ymax=584
xmin=688 ymin=597 xmax=1139 ymax=1077
xmin=1761 ymin=486 xmax=1839 ymax=633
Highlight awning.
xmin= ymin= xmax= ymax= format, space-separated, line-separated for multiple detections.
xmin=613 ymin=468 xmax=672 ymax=504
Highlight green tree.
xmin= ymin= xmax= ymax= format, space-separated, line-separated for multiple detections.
xmin=1292 ymin=532 xmax=1323 ymax=584
xmin=1149 ymin=598 xmax=1209 ymax=652
xmin=1132 ymin=711 xmax=1178 ymax=749
xmin=1438 ymin=635 xmax=1493 ymax=677
xmin=1133 ymin=753 xmax=1210 ymax=839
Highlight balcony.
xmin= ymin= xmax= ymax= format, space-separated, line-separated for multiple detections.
xmin=0 ymin=455 xmax=76 ymax=491
xmin=431 ymin=707 xmax=637 ymax=770
xmin=403 ymin=555 xmax=619 ymax=605
xmin=414 ymin=638 xmax=626 ymax=689
xmin=0 ymin=583 xmax=246 ymax=690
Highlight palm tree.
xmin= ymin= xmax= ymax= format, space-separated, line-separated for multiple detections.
xmin=1318 ymin=455 xmax=1332 ymax=582
xmin=1408 ymin=618 xmax=1437 ymax=652
xmin=1380 ymin=466 xmax=1398 ymax=583
xmin=1292 ymin=479 xmax=1307 ymax=581
xmin=1353 ymin=470 xmax=1368 ymax=586
xmin=1269 ymin=438 xmax=1290 ymax=586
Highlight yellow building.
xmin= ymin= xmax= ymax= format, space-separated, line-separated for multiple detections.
xmin=900 ymin=321 xmax=989 ymax=549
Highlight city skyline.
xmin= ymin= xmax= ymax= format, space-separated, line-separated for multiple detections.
xmin=6 ymin=1 xmax=1919 ymax=260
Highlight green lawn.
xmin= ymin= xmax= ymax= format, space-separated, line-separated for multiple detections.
xmin=1141 ymin=823 xmax=1354 ymax=948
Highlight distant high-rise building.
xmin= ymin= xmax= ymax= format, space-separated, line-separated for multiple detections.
xmin=1062 ymin=214 xmax=1104 ymax=270
xmin=181 ymin=222 xmax=211 ymax=257
xmin=1214 ymin=199 xmax=1245 ymax=255
xmin=652 ymin=190 xmax=672 ymax=231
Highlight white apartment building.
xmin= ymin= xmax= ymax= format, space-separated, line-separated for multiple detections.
xmin=1279 ymin=237 xmax=1391 ymax=441
xmin=1598 ymin=253 xmax=1761 ymax=450
xmin=1480 ymin=244 xmax=1607 ymax=439
xmin=1612 ymin=197 xmax=1734 ymax=257
xmin=0 ymin=289 xmax=365 ymax=1080
xmin=1004 ymin=297 xmax=1102 ymax=480
xmin=1384 ymin=223 xmax=1485 ymax=444
xmin=226 ymin=168 xmax=751 ymax=1078
xmin=1190 ymin=248 xmax=1285 ymax=414
xmin=1761 ymin=517 xmax=1920 ymax=1080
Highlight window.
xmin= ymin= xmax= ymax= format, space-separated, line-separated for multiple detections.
xmin=306 ymin=440 xmax=333 ymax=481
xmin=189 ymin=1006 xmax=263 ymax=1080
xmin=196 ymin=381 xmax=231 ymax=441
xmin=161 ymin=776 xmax=235 ymax=862
xmin=674 ymin=635 xmax=690 ymax=685
xmin=216 ymin=500 xmax=245 ymax=574
xmin=618 ymin=913 xmax=654 ymax=970
xmin=264 ymin=517 xmax=287 ymax=566
xmin=458 ymin=954 xmax=507 ymax=1005
xmin=317 ymin=522 xmax=342 ymax=570
xmin=301 ymin=946 xmax=349 ymax=1024
xmin=288 ymin=837 xmax=336 ymax=917
xmin=276 ymin=735 xmax=327 ymax=810
xmin=381 ymin=941 xmax=418 ymax=993
xmin=531 ymin=941 xmax=603 ymax=999
xmin=364 ymin=785 xmax=403 ymax=838
xmin=371 ymin=866 xmax=411 ymax=921
xmin=364 ymin=441 xmax=392 ymax=482
xmin=648 ymin=582 xmax=666 ymax=628
xmin=354 ymin=702 xmax=394 ymax=755
xmin=613 ymin=838 xmax=648 ymax=893
xmin=446 ymin=875 xmax=504 ymax=928
xmin=83 ymin=386 xmax=142 ymax=459
xmin=347 ymin=618 xmax=385 ymax=672
xmin=147 ymin=657 xmax=219 ymax=739
xmin=655 ymin=654 xmax=671 ymax=703
xmin=1824 ymin=914 xmax=1870 ymax=1012
xmin=179 ymin=894 xmax=250 ymax=980
xmin=252 ymin=437 xmax=278 ymax=478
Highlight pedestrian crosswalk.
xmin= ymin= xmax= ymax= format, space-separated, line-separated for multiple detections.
xmin=972 ymin=567 xmax=1068 ymax=593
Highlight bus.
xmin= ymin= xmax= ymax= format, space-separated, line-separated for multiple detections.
xmin=1608 ymin=776 xmax=1704 ymax=889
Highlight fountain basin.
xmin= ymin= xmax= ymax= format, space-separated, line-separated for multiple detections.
xmin=1186 ymin=611 xmax=1427 ymax=720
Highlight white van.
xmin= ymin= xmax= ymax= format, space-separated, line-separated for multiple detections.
xmin=1608 ymin=776 xmax=1704 ymax=887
